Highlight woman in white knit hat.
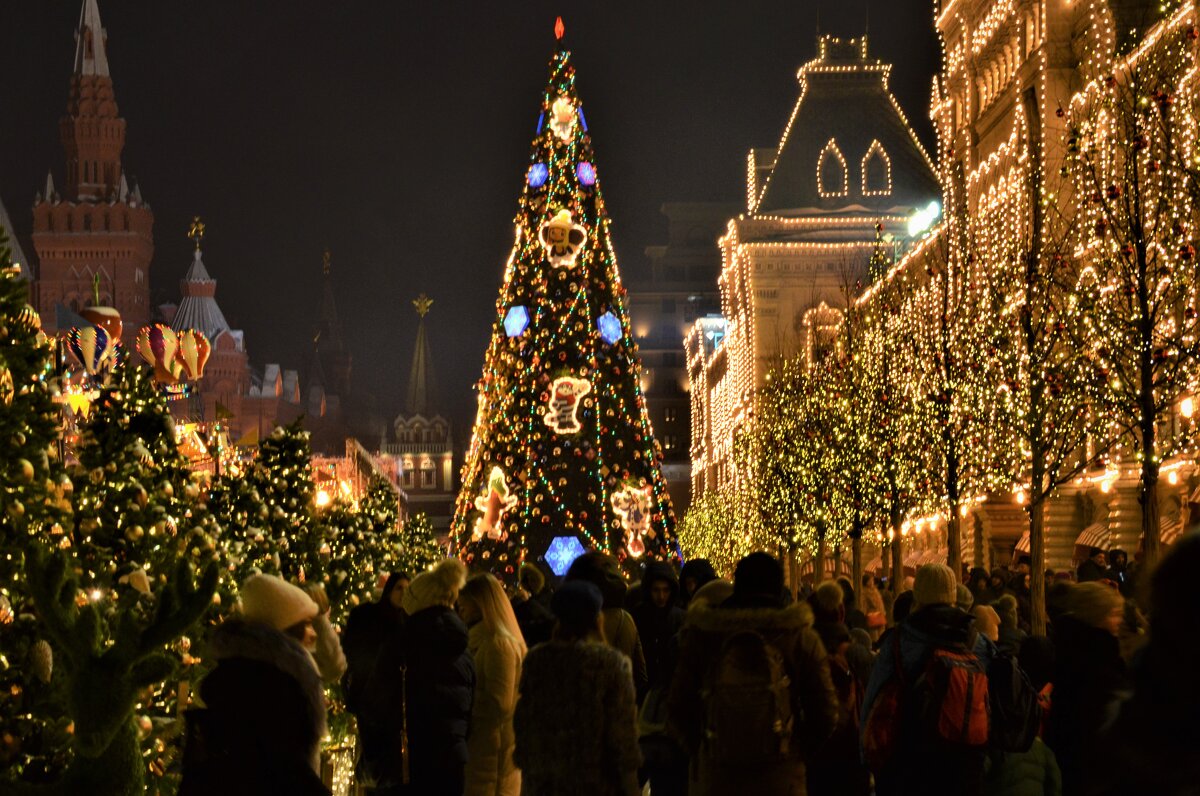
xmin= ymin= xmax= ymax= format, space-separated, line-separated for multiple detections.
xmin=180 ymin=573 xmax=330 ymax=795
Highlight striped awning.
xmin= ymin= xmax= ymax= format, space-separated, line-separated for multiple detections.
xmin=1075 ymin=522 xmax=1111 ymax=550
xmin=798 ymin=553 xmax=851 ymax=577
xmin=1015 ymin=531 xmax=1031 ymax=553
xmin=1160 ymin=515 xmax=1184 ymax=547
xmin=866 ymin=556 xmax=883 ymax=573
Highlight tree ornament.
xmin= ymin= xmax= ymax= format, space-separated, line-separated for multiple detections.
xmin=68 ymin=325 xmax=117 ymax=376
xmin=549 ymin=96 xmax=577 ymax=142
xmin=538 ymin=209 xmax=588 ymax=268
xmin=544 ymin=376 xmax=591 ymax=434
xmin=174 ymin=329 xmax=212 ymax=381
xmin=611 ymin=483 xmax=653 ymax=558
xmin=0 ymin=594 xmax=12 ymax=625
xmin=0 ymin=366 xmax=12 ymax=406
xmin=472 ymin=466 xmax=518 ymax=542
xmin=80 ymin=305 xmax=123 ymax=343
xmin=136 ymin=324 xmax=181 ymax=384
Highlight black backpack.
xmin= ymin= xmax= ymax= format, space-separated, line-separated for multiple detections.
xmin=702 ymin=630 xmax=794 ymax=766
xmin=987 ymin=650 xmax=1041 ymax=753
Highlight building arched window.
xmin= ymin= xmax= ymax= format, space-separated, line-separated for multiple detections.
xmin=817 ymin=139 xmax=849 ymax=198
xmin=861 ymin=140 xmax=892 ymax=196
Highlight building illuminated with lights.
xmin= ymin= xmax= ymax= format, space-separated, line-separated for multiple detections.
xmin=686 ymin=35 xmax=940 ymax=515
xmin=829 ymin=0 xmax=1198 ymax=573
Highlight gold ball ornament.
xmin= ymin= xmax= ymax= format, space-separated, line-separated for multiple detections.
xmin=0 ymin=367 xmax=12 ymax=407
xmin=16 ymin=459 xmax=34 ymax=483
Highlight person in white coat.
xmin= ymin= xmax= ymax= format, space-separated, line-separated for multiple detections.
xmin=458 ymin=573 xmax=527 ymax=796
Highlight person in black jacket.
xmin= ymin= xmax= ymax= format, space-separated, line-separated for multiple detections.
xmin=631 ymin=562 xmax=687 ymax=796
xmin=511 ymin=562 xmax=555 ymax=646
xmin=400 ymin=559 xmax=476 ymax=796
xmin=180 ymin=575 xmax=329 ymax=796
xmin=1076 ymin=548 xmax=1109 ymax=583
xmin=341 ymin=572 xmax=409 ymax=792
xmin=1045 ymin=581 xmax=1129 ymax=796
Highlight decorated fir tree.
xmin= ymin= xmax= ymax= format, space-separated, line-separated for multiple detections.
xmin=398 ymin=510 xmax=441 ymax=576
xmin=453 ymin=19 xmax=676 ymax=577
xmin=0 ymin=235 xmax=74 ymax=784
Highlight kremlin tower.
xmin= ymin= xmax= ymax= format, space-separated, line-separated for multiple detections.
xmin=31 ymin=0 xmax=153 ymax=345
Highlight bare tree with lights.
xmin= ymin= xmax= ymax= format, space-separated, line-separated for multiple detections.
xmin=1066 ymin=18 xmax=1200 ymax=568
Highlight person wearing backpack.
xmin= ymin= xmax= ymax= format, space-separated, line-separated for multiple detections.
xmin=860 ymin=564 xmax=1004 ymax=796
xmin=666 ymin=552 xmax=838 ymax=796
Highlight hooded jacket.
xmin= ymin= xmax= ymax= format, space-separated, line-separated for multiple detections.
xmin=180 ymin=619 xmax=329 ymax=796
xmin=632 ymin=562 xmax=685 ymax=690
xmin=513 ymin=640 xmax=641 ymax=796
xmin=667 ymin=600 xmax=838 ymax=796
xmin=405 ymin=604 xmax=476 ymax=789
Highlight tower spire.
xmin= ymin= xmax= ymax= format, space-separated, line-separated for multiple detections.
xmin=74 ymin=0 xmax=111 ymax=77
xmin=405 ymin=295 xmax=437 ymax=416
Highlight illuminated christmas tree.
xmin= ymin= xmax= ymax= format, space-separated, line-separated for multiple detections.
xmin=454 ymin=19 xmax=676 ymax=576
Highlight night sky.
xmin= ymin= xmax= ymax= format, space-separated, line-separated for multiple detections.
xmin=0 ymin=1 xmax=938 ymax=432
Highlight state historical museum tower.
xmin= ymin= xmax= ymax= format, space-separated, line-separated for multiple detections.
xmin=32 ymin=0 xmax=154 ymax=346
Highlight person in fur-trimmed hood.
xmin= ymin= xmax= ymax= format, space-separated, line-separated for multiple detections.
xmin=402 ymin=558 xmax=476 ymax=796
xmin=667 ymin=552 xmax=838 ymax=796
xmin=180 ymin=575 xmax=330 ymax=796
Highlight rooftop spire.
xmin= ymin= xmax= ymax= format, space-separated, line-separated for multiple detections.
xmin=73 ymin=0 xmax=110 ymax=77
xmin=405 ymin=295 xmax=437 ymax=416
xmin=188 ymin=215 xmax=205 ymax=251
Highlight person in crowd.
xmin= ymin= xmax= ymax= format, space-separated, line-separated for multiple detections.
xmin=1045 ymin=581 xmax=1128 ymax=796
xmin=668 ymin=552 xmax=838 ymax=796
xmin=956 ymin=583 xmax=975 ymax=613
xmin=837 ymin=577 xmax=869 ymax=632
xmin=510 ymin=563 xmax=554 ymax=646
xmin=1075 ymin=548 xmax=1109 ymax=582
xmin=860 ymin=574 xmax=887 ymax=641
xmin=1105 ymin=549 xmax=1130 ymax=595
xmin=565 ymin=552 xmax=649 ymax=696
xmin=987 ymin=569 xmax=1009 ymax=601
xmin=459 ymin=573 xmax=527 ymax=796
xmin=1005 ymin=572 xmax=1033 ymax=631
xmin=1015 ymin=555 xmax=1032 ymax=575
xmin=401 ymin=558 xmax=476 ymax=796
xmin=632 ymin=563 xmax=687 ymax=796
xmin=632 ymin=562 xmax=685 ymax=690
xmin=341 ymin=572 xmax=410 ymax=793
xmin=860 ymin=564 xmax=1000 ymax=795
xmin=679 ymin=558 xmax=719 ymax=607
xmin=967 ymin=567 xmax=992 ymax=604
xmin=180 ymin=574 xmax=330 ymax=795
xmin=994 ymin=593 xmax=1027 ymax=656
xmin=1088 ymin=534 xmax=1200 ymax=795
xmin=301 ymin=583 xmax=347 ymax=683
xmin=513 ymin=580 xmax=642 ymax=795
xmin=847 ymin=627 xmax=876 ymax=684
xmin=890 ymin=589 xmax=915 ymax=627
xmin=807 ymin=582 xmax=870 ymax=796
xmin=982 ymin=636 xmax=1062 ymax=796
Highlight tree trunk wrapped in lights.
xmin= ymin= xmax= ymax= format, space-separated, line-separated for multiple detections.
xmin=453 ymin=22 xmax=676 ymax=576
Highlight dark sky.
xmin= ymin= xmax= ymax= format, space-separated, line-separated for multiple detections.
xmin=0 ymin=1 xmax=938 ymax=431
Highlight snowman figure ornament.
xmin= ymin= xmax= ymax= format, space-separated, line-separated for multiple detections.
xmin=538 ymin=209 xmax=588 ymax=269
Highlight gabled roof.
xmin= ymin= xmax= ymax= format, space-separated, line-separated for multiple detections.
xmin=754 ymin=36 xmax=939 ymax=216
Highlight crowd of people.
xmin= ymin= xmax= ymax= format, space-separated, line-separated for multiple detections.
xmin=174 ymin=534 xmax=1200 ymax=796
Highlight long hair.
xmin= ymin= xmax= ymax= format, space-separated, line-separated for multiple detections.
xmin=461 ymin=573 xmax=528 ymax=655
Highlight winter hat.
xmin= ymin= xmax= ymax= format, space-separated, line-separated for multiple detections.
xmin=689 ymin=578 xmax=733 ymax=610
xmin=1067 ymin=581 xmax=1123 ymax=630
xmin=519 ymin=563 xmax=546 ymax=595
xmin=240 ymin=574 xmax=318 ymax=632
xmin=565 ymin=552 xmax=628 ymax=609
xmin=403 ymin=558 xmax=467 ymax=615
xmin=733 ymin=552 xmax=785 ymax=599
xmin=955 ymin=583 xmax=974 ymax=612
xmin=913 ymin=564 xmax=958 ymax=608
xmin=551 ymin=580 xmax=603 ymax=629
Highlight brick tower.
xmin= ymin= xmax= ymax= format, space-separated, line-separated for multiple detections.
xmin=32 ymin=0 xmax=153 ymax=345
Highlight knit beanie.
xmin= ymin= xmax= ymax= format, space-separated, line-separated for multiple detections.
xmin=1067 ymin=581 xmax=1123 ymax=629
xmin=913 ymin=563 xmax=958 ymax=608
xmin=955 ymin=583 xmax=974 ymax=612
xmin=402 ymin=558 xmax=467 ymax=615
xmin=240 ymin=574 xmax=319 ymax=632
xmin=551 ymin=580 xmax=603 ymax=629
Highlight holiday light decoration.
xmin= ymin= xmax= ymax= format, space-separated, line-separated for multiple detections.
xmin=538 ymin=208 xmax=588 ymax=268
xmin=527 ymin=162 xmax=549 ymax=188
xmin=817 ymin=138 xmax=849 ymax=198
xmin=472 ymin=466 xmax=519 ymax=542
xmin=545 ymin=535 xmax=586 ymax=576
xmin=861 ymin=140 xmax=892 ymax=196
xmin=543 ymin=375 xmax=591 ymax=434
xmin=504 ymin=305 xmax=530 ymax=337
xmin=174 ymin=328 xmax=212 ymax=381
xmin=610 ymin=483 xmax=654 ymax=557
xmin=67 ymin=324 xmax=116 ymax=376
xmin=453 ymin=23 xmax=676 ymax=575
xmin=135 ymin=323 xmax=181 ymax=384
